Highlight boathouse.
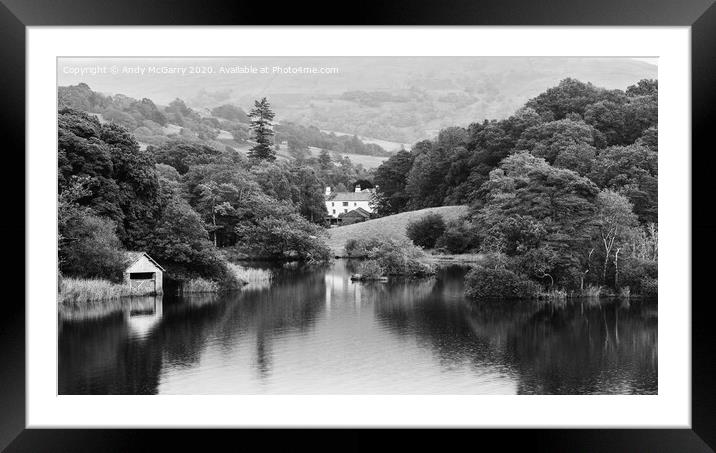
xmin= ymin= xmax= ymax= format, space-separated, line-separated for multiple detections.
xmin=123 ymin=252 xmax=165 ymax=295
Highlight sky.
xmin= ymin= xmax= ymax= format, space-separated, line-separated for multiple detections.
xmin=57 ymin=56 xmax=657 ymax=106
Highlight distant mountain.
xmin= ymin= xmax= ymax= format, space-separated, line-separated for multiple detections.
xmin=58 ymin=57 xmax=657 ymax=144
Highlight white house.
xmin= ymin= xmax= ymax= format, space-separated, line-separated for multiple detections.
xmin=325 ymin=185 xmax=374 ymax=219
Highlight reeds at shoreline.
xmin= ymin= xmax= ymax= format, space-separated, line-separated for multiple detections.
xmin=227 ymin=263 xmax=273 ymax=288
xmin=180 ymin=278 xmax=220 ymax=294
xmin=59 ymin=278 xmax=153 ymax=305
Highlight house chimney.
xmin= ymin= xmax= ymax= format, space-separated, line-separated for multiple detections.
xmin=325 ymin=186 xmax=331 ymax=196
xmin=355 ymin=185 xmax=361 ymax=192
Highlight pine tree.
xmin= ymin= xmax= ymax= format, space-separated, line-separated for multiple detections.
xmin=247 ymin=97 xmax=276 ymax=161
xmin=318 ymin=149 xmax=332 ymax=170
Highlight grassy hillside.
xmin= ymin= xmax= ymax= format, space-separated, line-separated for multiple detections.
xmin=326 ymin=206 xmax=469 ymax=256
xmin=61 ymin=84 xmax=392 ymax=170
xmin=59 ymin=57 xmax=656 ymax=144
xmin=214 ymin=140 xmax=389 ymax=169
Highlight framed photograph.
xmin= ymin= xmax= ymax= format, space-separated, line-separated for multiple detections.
xmin=4 ymin=0 xmax=715 ymax=450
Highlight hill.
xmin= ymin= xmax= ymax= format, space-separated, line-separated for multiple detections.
xmin=58 ymin=57 xmax=657 ymax=144
xmin=326 ymin=206 xmax=469 ymax=256
xmin=60 ymin=84 xmax=391 ymax=169
xmin=214 ymin=141 xmax=388 ymax=169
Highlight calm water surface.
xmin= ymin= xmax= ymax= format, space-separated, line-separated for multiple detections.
xmin=58 ymin=261 xmax=657 ymax=394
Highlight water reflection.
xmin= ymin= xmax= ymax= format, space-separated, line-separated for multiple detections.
xmin=59 ymin=261 xmax=657 ymax=394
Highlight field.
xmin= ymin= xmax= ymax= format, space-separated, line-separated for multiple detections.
xmin=326 ymin=205 xmax=469 ymax=256
xmin=218 ymin=141 xmax=390 ymax=169
xmin=305 ymin=146 xmax=388 ymax=169
xmin=91 ymin=109 xmax=391 ymax=169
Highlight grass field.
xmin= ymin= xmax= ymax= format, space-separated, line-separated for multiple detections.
xmin=326 ymin=205 xmax=469 ymax=256
xmin=215 ymin=140 xmax=389 ymax=169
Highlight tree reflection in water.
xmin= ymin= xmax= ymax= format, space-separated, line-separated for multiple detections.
xmin=370 ymin=267 xmax=657 ymax=394
xmin=59 ymin=262 xmax=656 ymax=394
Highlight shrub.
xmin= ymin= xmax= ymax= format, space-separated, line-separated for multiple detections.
xmin=435 ymin=219 xmax=479 ymax=254
xmin=640 ymin=277 xmax=658 ymax=297
xmin=582 ymin=285 xmax=602 ymax=297
xmin=538 ymin=288 xmax=568 ymax=300
xmin=464 ymin=266 xmax=539 ymax=300
xmin=344 ymin=237 xmax=385 ymax=258
xmin=406 ymin=213 xmax=446 ymax=248
xmin=181 ymin=278 xmax=220 ymax=294
xmin=346 ymin=237 xmax=435 ymax=278
xmin=618 ymin=257 xmax=658 ymax=295
xmin=356 ymin=260 xmax=384 ymax=280
xmin=367 ymin=238 xmax=436 ymax=277
xmin=235 ymin=213 xmax=331 ymax=262
xmin=227 ymin=263 xmax=270 ymax=288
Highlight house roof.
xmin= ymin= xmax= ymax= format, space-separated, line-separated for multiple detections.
xmin=339 ymin=207 xmax=371 ymax=219
xmin=125 ymin=251 xmax=166 ymax=272
xmin=327 ymin=191 xmax=373 ymax=202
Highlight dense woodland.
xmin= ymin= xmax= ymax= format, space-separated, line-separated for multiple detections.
xmin=58 ymin=77 xmax=658 ymax=298
xmin=57 ymin=95 xmax=371 ymax=287
xmin=374 ymin=78 xmax=658 ymax=296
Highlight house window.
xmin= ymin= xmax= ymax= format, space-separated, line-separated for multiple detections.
xmin=354 ymin=202 xmax=357 ymax=206
xmin=342 ymin=202 xmax=348 ymax=206
xmin=331 ymin=202 xmax=334 ymax=207
xmin=344 ymin=209 xmax=348 ymax=213
xmin=332 ymin=209 xmax=336 ymax=214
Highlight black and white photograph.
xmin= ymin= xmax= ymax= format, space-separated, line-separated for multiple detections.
xmin=55 ymin=56 xmax=659 ymax=395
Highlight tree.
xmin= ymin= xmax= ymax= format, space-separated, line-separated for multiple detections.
xmin=435 ymin=218 xmax=479 ymax=253
xmin=211 ymin=104 xmax=249 ymax=123
xmin=475 ymin=152 xmax=601 ymax=289
xmin=234 ymin=213 xmax=330 ymax=262
xmin=406 ymin=214 xmax=446 ymax=248
xmin=525 ymin=78 xmax=623 ymax=120
xmin=247 ymin=97 xmax=276 ymax=161
xmin=584 ymin=100 xmax=629 ymax=146
xmin=288 ymin=166 xmax=328 ymax=223
xmin=318 ymin=149 xmax=332 ymax=170
xmin=184 ymin=164 xmax=279 ymax=247
xmin=553 ymin=143 xmax=597 ymax=176
xmin=464 ymin=266 xmax=538 ymax=300
xmin=230 ymin=125 xmax=250 ymax=143
xmin=516 ymin=119 xmax=599 ymax=164
xmin=195 ymin=180 xmax=234 ymax=246
xmin=594 ymin=190 xmax=638 ymax=285
xmin=588 ymin=144 xmax=658 ymax=223
xmin=287 ymin=138 xmax=310 ymax=161
xmin=636 ymin=126 xmax=658 ymax=152
xmin=58 ymin=108 xmax=162 ymax=248
xmin=58 ymin=176 xmax=127 ymax=282
xmin=145 ymin=178 xmax=234 ymax=283
xmin=149 ymin=140 xmax=225 ymax=175
xmin=352 ymin=179 xmax=374 ymax=190
xmin=404 ymin=144 xmax=454 ymax=209
xmin=372 ymin=149 xmax=415 ymax=215
xmin=626 ymin=79 xmax=658 ymax=97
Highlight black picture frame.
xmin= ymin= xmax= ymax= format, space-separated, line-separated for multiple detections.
xmin=2 ymin=0 xmax=714 ymax=450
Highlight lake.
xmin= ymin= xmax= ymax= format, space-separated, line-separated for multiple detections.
xmin=58 ymin=261 xmax=657 ymax=394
